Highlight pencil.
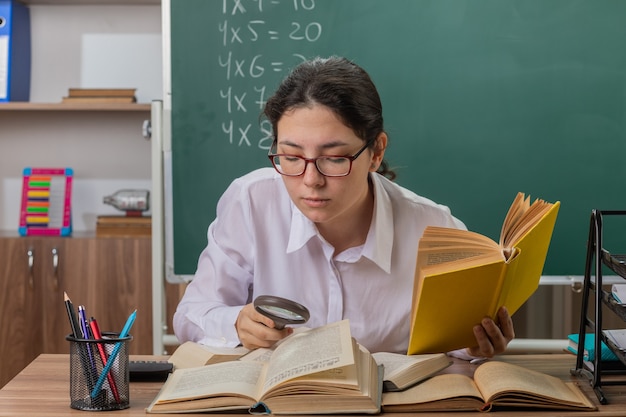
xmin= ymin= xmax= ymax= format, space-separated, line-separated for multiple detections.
xmin=63 ymin=292 xmax=82 ymax=339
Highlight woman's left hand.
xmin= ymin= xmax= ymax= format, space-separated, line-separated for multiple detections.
xmin=467 ymin=306 xmax=515 ymax=358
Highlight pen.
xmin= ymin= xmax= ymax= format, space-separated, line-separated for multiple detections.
xmin=64 ymin=292 xmax=95 ymax=392
xmin=89 ymin=317 xmax=121 ymax=404
xmin=78 ymin=305 xmax=98 ymax=388
xmin=91 ymin=309 xmax=137 ymax=398
xmin=78 ymin=306 xmax=96 ymax=365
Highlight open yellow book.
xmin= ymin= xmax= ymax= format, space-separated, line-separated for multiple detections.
xmin=382 ymin=360 xmax=595 ymax=412
xmin=146 ymin=320 xmax=381 ymax=414
xmin=408 ymin=192 xmax=560 ymax=354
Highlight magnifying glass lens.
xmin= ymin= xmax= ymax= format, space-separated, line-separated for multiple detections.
xmin=253 ymin=295 xmax=310 ymax=329
xmin=257 ymin=305 xmax=306 ymax=321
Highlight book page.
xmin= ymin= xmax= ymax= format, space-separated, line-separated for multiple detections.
xmin=473 ymin=361 xmax=587 ymax=405
xmin=418 ymin=247 xmax=504 ymax=268
xmin=240 ymin=347 xmax=274 ymax=363
xmin=504 ymin=203 xmax=552 ymax=248
xmin=372 ymin=352 xmax=446 ymax=380
xmin=168 ymin=341 xmax=249 ymax=369
xmin=499 ymin=192 xmax=529 ymax=246
xmin=261 ymin=320 xmax=355 ymax=394
xmin=605 ymin=329 xmax=626 ymax=349
xmin=383 ymin=373 xmax=483 ymax=406
xmin=500 ymin=193 xmax=554 ymax=249
xmin=420 ymin=227 xmax=498 ymax=249
xmin=265 ymin=342 xmax=360 ymax=398
xmin=416 ymin=227 xmax=503 ymax=273
xmin=154 ymin=361 xmax=264 ymax=403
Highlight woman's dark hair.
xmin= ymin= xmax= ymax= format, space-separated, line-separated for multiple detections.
xmin=263 ymin=56 xmax=396 ymax=180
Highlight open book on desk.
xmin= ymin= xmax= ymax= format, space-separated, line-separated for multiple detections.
xmin=146 ymin=320 xmax=381 ymax=415
xmin=382 ymin=360 xmax=596 ymax=412
xmin=409 ymin=192 xmax=560 ymax=354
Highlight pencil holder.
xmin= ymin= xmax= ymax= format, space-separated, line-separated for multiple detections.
xmin=66 ymin=332 xmax=132 ymax=411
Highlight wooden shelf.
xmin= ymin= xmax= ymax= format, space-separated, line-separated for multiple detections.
xmin=0 ymin=102 xmax=151 ymax=112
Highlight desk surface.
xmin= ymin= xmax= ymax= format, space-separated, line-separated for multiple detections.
xmin=1 ymin=354 xmax=626 ymax=416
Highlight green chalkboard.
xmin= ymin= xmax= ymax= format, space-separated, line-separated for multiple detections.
xmin=168 ymin=0 xmax=626 ymax=278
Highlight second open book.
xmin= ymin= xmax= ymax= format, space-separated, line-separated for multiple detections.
xmin=409 ymin=192 xmax=560 ymax=354
xmin=382 ymin=360 xmax=595 ymax=412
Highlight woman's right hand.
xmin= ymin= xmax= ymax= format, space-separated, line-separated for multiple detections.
xmin=235 ymin=303 xmax=293 ymax=349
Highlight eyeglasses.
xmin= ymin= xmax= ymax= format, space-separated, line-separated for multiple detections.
xmin=268 ymin=139 xmax=375 ymax=177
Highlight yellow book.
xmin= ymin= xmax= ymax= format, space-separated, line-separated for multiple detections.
xmin=408 ymin=192 xmax=560 ymax=354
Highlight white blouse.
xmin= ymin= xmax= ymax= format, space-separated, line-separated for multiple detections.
xmin=173 ymin=167 xmax=465 ymax=353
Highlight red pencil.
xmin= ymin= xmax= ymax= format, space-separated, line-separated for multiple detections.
xmin=89 ymin=317 xmax=121 ymax=404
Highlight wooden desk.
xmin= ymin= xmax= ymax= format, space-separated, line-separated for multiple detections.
xmin=1 ymin=354 xmax=625 ymax=416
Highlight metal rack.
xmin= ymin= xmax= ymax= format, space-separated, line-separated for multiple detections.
xmin=572 ymin=209 xmax=626 ymax=404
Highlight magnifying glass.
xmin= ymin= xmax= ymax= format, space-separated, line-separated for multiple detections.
xmin=253 ymin=295 xmax=310 ymax=330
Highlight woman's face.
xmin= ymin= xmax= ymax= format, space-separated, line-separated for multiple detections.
xmin=275 ymin=104 xmax=384 ymax=228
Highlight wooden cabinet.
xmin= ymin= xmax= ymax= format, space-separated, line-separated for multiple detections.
xmin=0 ymin=234 xmax=152 ymax=388
xmin=0 ymin=237 xmax=43 ymax=389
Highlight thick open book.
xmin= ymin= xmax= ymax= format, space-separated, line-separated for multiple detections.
xmin=409 ymin=192 xmax=560 ymax=354
xmin=372 ymin=352 xmax=451 ymax=392
xmin=146 ymin=320 xmax=381 ymax=414
xmin=382 ymin=360 xmax=596 ymax=412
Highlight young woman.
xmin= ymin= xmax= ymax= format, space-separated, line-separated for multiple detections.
xmin=173 ymin=56 xmax=514 ymax=357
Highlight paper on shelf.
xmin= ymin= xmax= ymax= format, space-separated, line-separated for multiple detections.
xmin=611 ymin=284 xmax=626 ymax=304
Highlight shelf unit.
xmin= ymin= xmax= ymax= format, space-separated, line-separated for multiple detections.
xmin=572 ymin=209 xmax=626 ymax=404
xmin=20 ymin=0 xmax=159 ymax=5
xmin=0 ymin=103 xmax=151 ymax=111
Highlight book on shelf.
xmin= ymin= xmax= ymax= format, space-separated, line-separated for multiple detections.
xmin=61 ymin=96 xmax=136 ymax=104
xmin=168 ymin=341 xmax=249 ymax=369
xmin=371 ymin=351 xmax=451 ymax=392
xmin=96 ymin=215 xmax=151 ymax=238
xmin=67 ymin=88 xmax=137 ymax=98
xmin=567 ymin=333 xmax=618 ymax=362
xmin=62 ymin=88 xmax=137 ymax=104
xmin=382 ymin=360 xmax=596 ymax=412
xmin=146 ymin=320 xmax=381 ymax=415
xmin=409 ymin=192 xmax=560 ymax=354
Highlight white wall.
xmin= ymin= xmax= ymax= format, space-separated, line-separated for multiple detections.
xmin=0 ymin=4 xmax=161 ymax=232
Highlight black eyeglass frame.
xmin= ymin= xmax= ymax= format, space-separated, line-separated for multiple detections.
xmin=267 ymin=138 xmax=376 ymax=177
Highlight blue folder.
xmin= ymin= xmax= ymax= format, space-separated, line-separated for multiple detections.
xmin=0 ymin=0 xmax=30 ymax=102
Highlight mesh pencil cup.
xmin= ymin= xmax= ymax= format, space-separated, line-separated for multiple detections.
xmin=66 ymin=332 xmax=132 ymax=411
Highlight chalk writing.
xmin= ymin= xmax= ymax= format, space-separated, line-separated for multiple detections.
xmin=219 ymin=0 xmax=322 ymax=150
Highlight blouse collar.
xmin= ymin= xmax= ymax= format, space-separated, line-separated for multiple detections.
xmin=286 ymin=173 xmax=394 ymax=274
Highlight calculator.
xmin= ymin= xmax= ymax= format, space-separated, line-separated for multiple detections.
xmin=129 ymin=360 xmax=173 ymax=382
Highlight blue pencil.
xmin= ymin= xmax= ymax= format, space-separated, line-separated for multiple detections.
xmin=90 ymin=309 xmax=137 ymax=398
